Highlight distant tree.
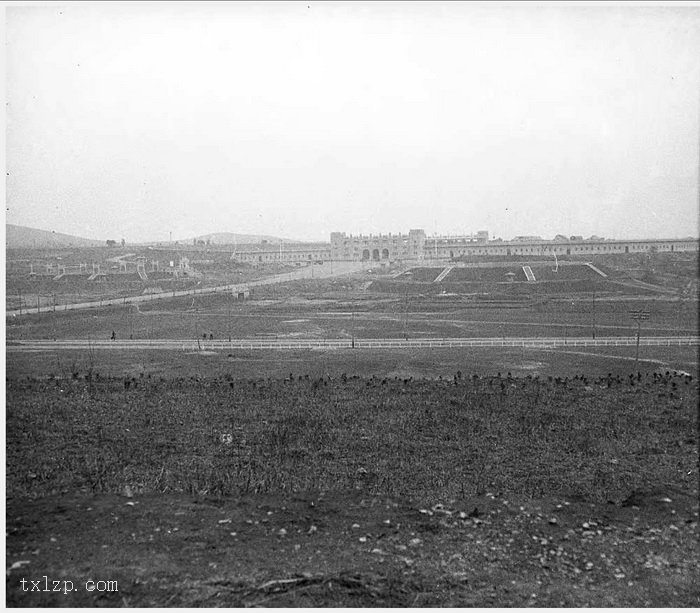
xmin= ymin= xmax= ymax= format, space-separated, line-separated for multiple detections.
xmin=106 ymin=240 xmax=117 ymax=247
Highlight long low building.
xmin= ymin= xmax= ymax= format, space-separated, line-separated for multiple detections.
xmin=229 ymin=230 xmax=698 ymax=265
xmin=424 ymin=236 xmax=699 ymax=260
xmin=230 ymin=243 xmax=331 ymax=265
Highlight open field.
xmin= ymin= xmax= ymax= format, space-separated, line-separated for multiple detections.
xmin=11 ymin=371 xmax=696 ymax=501
xmin=6 ymin=253 xmax=699 ymax=606
xmin=6 ymin=342 xmax=700 ymax=381
xmin=6 ymin=373 xmax=699 ymax=606
xmin=7 ymin=290 xmax=699 ymax=341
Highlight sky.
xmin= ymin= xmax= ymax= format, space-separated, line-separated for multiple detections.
xmin=5 ymin=2 xmax=700 ymax=243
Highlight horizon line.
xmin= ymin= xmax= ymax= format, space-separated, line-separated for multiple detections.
xmin=5 ymin=222 xmax=699 ymax=246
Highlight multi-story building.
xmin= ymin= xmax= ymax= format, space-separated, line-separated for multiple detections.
xmin=330 ymin=229 xmax=426 ymax=262
xmin=227 ymin=230 xmax=698 ymax=265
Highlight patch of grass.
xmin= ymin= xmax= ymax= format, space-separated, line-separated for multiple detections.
xmin=7 ymin=374 xmax=697 ymax=504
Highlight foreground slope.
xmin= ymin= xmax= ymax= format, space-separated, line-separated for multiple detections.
xmin=6 ymin=373 xmax=698 ymax=606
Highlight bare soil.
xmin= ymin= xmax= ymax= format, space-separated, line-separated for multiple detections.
xmin=7 ymin=488 xmax=698 ymax=607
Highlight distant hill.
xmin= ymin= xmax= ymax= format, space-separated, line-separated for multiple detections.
xmin=186 ymin=232 xmax=303 ymax=245
xmin=6 ymin=224 xmax=104 ymax=249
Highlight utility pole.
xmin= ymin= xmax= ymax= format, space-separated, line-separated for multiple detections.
xmin=404 ymin=289 xmax=409 ymax=341
xmin=403 ymin=270 xmax=413 ymax=340
xmin=351 ymin=308 xmax=355 ymax=348
xmin=192 ymin=299 xmax=198 ymax=345
xmin=629 ymin=309 xmax=649 ymax=369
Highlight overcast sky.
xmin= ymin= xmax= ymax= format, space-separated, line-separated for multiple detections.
xmin=6 ymin=2 xmax=700 ymax=242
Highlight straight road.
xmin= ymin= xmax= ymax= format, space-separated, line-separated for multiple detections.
xmin=7 ymin=336 xmax=699 ymax=352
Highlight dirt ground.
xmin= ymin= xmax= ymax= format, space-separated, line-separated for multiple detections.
xmin=6 ymin=487 xmax=698 ymax=607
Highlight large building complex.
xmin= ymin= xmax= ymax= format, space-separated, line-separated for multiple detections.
xmin=229 ymin=230 xmax=698 ymax=265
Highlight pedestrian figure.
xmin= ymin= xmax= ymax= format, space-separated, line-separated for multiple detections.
xmin=111 ymin=330 xmax=116 ymax=341
xmin=209 ymin=333 xmax=214 ymax=340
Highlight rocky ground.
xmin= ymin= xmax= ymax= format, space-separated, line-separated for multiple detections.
xmin=7 ymin=486 xmax=698 ymax=607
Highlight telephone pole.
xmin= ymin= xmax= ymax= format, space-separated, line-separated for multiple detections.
xmin=228 ymin=298 xmax=232 ymax=342
xmin=351 ymin=308 xmax=355 ymax=349
xmin=403 ymin=271 xmax=413 ymax=340
xmin=629 ymin=309 xmax=650 ymax=369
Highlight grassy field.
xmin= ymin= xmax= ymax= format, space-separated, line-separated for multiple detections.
xmin=6 ymin=373 xmax=699 ymax=606
xmin=7 ymin=289 xmax=698 ymax=342
xmin=6 ymin=344 xmax=700 ymax=381
xmin=7 ymin=372 xmax=698 ymax=501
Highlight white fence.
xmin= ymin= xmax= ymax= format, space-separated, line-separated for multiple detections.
xmin=8 ymin=336 xmax=700 ymax=351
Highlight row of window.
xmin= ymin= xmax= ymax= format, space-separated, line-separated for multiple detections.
xmin=334 ymin=243 xmax=697 ymax=256
xmin=428 ymin=243 xmax=698 ymax=257
xmin=339 ymin=240 xmax=410 ymax=246
xmin=235 ymin=253 xmax=329 ymax=261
